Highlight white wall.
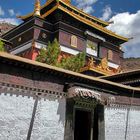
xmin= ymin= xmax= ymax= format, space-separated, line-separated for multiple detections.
xmin=0 ymin=93 xmax=66 ymax=140
xmin=31 ymin=98 xmax=66 ymax=140
xmin=105 ymin=105 xmax=140 ymax=140
xmin=60 ymin=45 xmax=80 ymax=55
xmin=108 ymin=62 xmax=119 ymax=69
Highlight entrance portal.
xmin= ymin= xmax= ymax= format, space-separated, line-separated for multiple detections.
xmin=74 ymin=110 xmax=92 ymax=140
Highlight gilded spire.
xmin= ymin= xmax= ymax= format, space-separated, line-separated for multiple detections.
xmin=34 ymin=0 xmax=41 ymax=17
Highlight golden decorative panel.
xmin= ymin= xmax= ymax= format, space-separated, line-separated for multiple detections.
xmin=71 ymin=35 xmax=77 ymax=48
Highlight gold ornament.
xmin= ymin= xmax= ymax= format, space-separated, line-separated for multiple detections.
xmin=34 ymin=0 xmax=41 ymax=17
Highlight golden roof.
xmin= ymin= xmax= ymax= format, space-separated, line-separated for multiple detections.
xmin=17 ymin=0 xmax=128 ymax=42
xmin=59 ymin=0 xmax=109 ymax=26
xmin=18 ymin=0 xmax=109 ymax=26
xmin=57 ymin=5 xmax=128 ymax=42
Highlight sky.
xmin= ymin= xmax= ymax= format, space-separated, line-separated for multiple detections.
xmin=0 ymin=0 xmax=140 ymax=58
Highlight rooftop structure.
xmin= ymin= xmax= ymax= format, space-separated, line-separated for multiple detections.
xmin=2 ymin=0 xmax=129 ymax=76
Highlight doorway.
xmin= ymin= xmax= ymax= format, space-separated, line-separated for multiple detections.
xmin=74 ymin=109 xmax=92 ymax=140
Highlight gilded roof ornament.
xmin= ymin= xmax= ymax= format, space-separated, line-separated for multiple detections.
xmin=99 ymin=57 xmax=108 ymax=70
xmin=88 ymin=57 xmax=95 ymax=67
xmin=80 ymin=57 xmax=121 ymax=76
xmin=34 ymin=0 xmax=41 ymax=17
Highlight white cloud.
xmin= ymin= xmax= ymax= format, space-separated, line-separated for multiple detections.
xmin=0 ymin=6 xmax=5 ymax=16
xmin=100 ymin=5 xmax=112 ymax=21
xmin=107 ymin=11 xmax=140 ymax=58
xmin=0 ymin=18 xmax=20 ymax=25
xmin=8 ymin=9 xmax=15 ymax=16
xmin=83 ymin=6 xmax=94 ymax=14
xmin=74 ymin=0 xmax=98 ymax=14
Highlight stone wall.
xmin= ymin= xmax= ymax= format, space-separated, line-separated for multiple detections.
xmin=105 ymin=105 xmax=140 ymax=140
xmin=0 ymin=93 xmax=66 ymax=140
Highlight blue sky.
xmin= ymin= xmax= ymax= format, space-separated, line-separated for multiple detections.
xmin=0 ymin=0 xmax=140 ymax=58
xmin=0 ymin=0 xmax=139 ymax=19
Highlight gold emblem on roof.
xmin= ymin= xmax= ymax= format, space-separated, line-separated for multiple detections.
xmin=34 ymin=0 xmax=41 ymax=17
xmin=81 ymin=57 xmax=121 ymax=76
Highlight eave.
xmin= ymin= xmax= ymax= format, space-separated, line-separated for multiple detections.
xmin=17 ymin=0 xmax=54 ymax=20
xmin=100 ymin=69 xmax=140 ymax=80
xmin=80 ymin=66 xmax=110 ymax=76
xmin=18 ymin=0 xmax=109 ymax=27
xmin=56 ymin=5 xmax=128 ymax=42
xmin=59 ymin=0 xmax=109 ymax=27
xmin=0 ymin=38 xmax=12 ymax=45
xmin=0 ymin=52 xmax=140 ymax=94
xmin=42 ymin=4 xmax=58 ymax=18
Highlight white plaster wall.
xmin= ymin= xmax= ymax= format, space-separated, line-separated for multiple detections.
xmin=105 ymin=105 xmax=140 ymax=140
xmin=31 ymin=98 xmax=66 ymax=140
xmin=125 ymin=108 xmax=140 ymax=140
xmin=0 ymin=93 xmax=66 ymax=140
xmin=0 ymin=93 xmax=34 ymax=140
xmin=60 ymin=45 xmax=80 ymax=55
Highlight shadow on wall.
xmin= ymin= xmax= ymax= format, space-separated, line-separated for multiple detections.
xmin=57 ymin=98 xmax=66 ymax=126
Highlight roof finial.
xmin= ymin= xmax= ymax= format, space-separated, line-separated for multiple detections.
xmin=34 ymin=0 xmax=41 ymax=17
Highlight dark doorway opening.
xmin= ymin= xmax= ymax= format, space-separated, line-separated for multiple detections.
xmin=93 ymin=106 xmax=98 ymax=140
xmin=74 ymin=110 xmax=92 ymax=140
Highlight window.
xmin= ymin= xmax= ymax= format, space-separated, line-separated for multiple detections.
xmin=87 ymin=40 xmax=97 ymax=51
xmin=71 ymin=35 xmax=77 ymax=47
xmin=86 ymin=40 xmax=98 ymax=56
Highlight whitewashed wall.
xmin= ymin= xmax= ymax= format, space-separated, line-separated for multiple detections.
xmin=105 ymin=105 xmax=140 ymax=140
xmin=0 ymin=93 xmax=66 ymax=140
xmin=31 ymin=98 xmax=66 ymax=140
